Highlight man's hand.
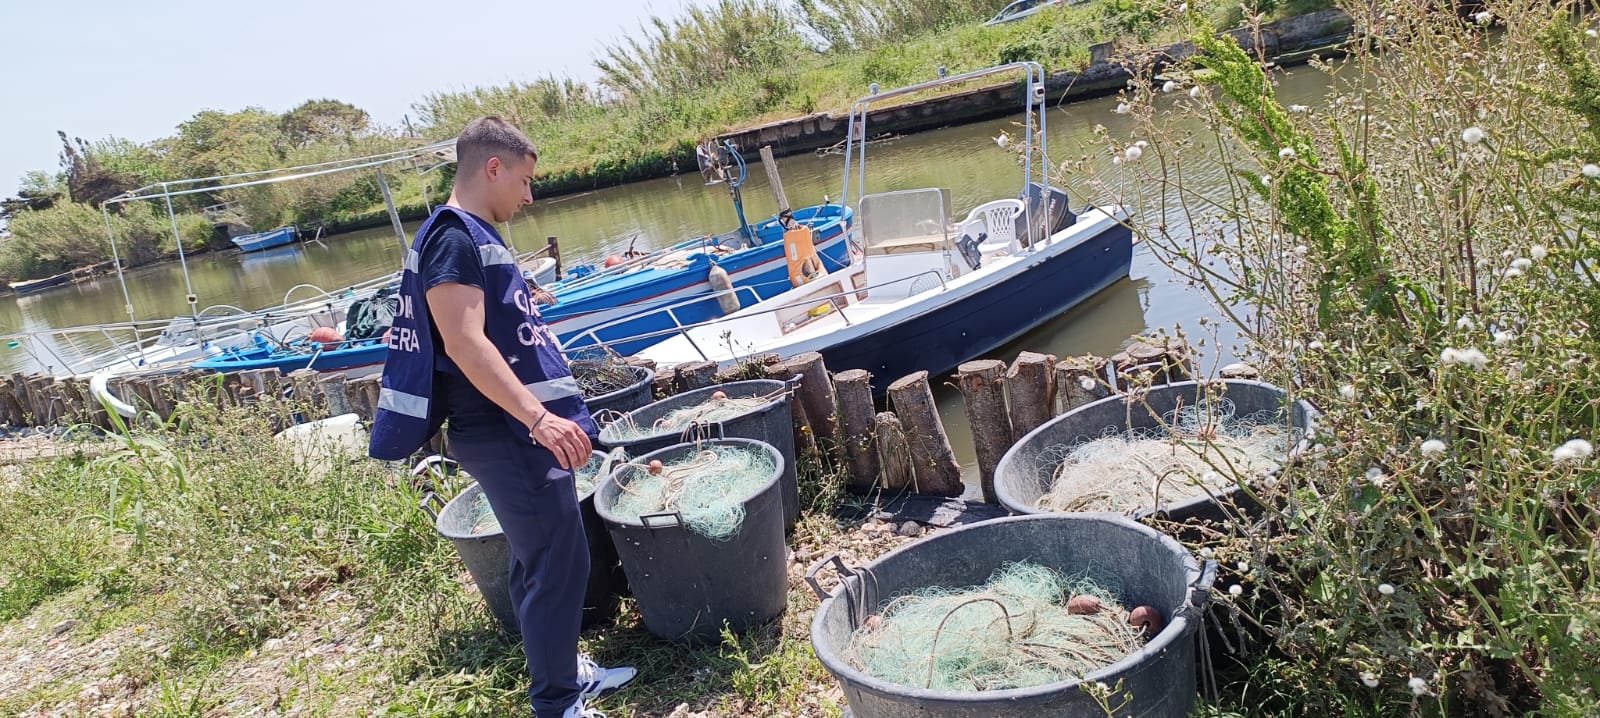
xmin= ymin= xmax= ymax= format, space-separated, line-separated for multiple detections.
xmin=531 ymin=286 xmax=557 ymax=305
xmin=530 ymin=411 xmax=592 ymax=469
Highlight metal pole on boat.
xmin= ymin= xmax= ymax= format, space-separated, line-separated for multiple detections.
xmin=161 ymin=183 xmax=199 ymax=324
xmin=100 ymin=203 xmax=144 ymax=365
xmin=376 ymin=167 xmax=407 ymax=252
xmin=100 ymin=204 xmax=138 ymax=327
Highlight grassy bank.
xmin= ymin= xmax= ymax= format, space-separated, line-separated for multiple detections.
xmin=0 ymin=396 xmax=921 ymax=717
xmin=421 ymin=0 xmax=1333 ymax=196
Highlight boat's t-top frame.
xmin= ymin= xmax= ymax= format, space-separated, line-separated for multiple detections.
xmin=839 ymin=61 xmax=1051 ymax=234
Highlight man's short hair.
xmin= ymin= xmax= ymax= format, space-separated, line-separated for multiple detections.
xmin=455 ymin=116 xmax=538 ymax=177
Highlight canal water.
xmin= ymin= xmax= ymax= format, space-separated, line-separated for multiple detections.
xmin=0 ymin=67 xmax=1334 ymax=477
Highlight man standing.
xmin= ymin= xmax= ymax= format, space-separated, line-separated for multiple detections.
xmin=370 ymin=116 xmax=635 ymax=718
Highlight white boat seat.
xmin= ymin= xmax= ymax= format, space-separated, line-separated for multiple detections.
xmin=957 ymin=199 xmax=1025 ymax=257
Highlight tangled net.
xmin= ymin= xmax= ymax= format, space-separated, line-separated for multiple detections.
xmin=468 ymin=453 xmax=613 ymax=535
xmin=599 ymin=390 xmax=783 ymax=443
xmin=843 ymin=562 xmax=1146 ymax=692
xmin=605 ymin=444 xmax=776 ymax=540
xmin=1037 ymin=398 xmax=1293 ymax=513
xmin=572 ymin=353 xmax=640 ymax=398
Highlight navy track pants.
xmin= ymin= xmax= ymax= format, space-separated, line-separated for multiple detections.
xmin=451 ymin=432 xmax=590 ymax=717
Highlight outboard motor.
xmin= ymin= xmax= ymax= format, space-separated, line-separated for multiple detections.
xmin=1024 ymin=181 xmax=1075 ymax=245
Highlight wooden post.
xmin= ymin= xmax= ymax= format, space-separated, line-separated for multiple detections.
xmin=781 ymin=352 xmax=840 ymax=462
xmin=144 ymin=374 xmax=170 ymax=418
xmin=318 ymin=373 xmax=352 ymax=417
xmin=56 ymin=378 xmax=83 ymax=426
xmin=764 ymin=362 xmax=816 ymax=459
xmin=886 ymin=372 xmax=962 ymax=497
xmin=1055 ymin=355 xmax=1111 ymax=415
xmin=344 ymin=379 xmax=372 ymax=422
xmin=759 ymin=145 xmax=791 ymax=212
xmin=134 ymin=377 xmax=162 ymax=420
xmin=546 ymin=236 xmax=562 ymax=279
xmin=240 ymin=369 xmax=281 ymax=402
xmin=1220 ymin=363 xmax=1261 ymax=380
xmin=674 ymin=361 xmax=719 ymax=393
xmin=26 ymin=376 xmax=57 ymax=426
xmin=833 ymin=369 xmax=880 ymax=493
xmin=957 ymin=360 xmax=1011 ymax=503
xmin=221 ymin=372 xmax=246 ymax=407
xmin=873 ymin=412 xmax=915 ymax=492
xmin=651 ymin=368 xmax=676 ymax=399
xmin=360 ymin=375 xmax=382 ymax=420
xmin=1115 ymin=341 xmax=1167 ymax=390
xmin=1162 ymin=337 xmax=1196 ymax=383
xmin=1006 ymin=351 xmax=1056 ymax=439
xmin=8 ymin=373 xmax=32 ymax=426
xmin=287 ymin=369 xmax=323 ymax=420
xmin=0 ymin=378 xmax=25 ymax=426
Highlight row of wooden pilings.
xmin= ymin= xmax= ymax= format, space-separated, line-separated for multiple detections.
xmin=7 ymin=336 xmax=1251 ymax=504
xmin=633 ymin=336 xmax=1241 ymax=502
xmin=0 ymin=367 xmax=389 ymax=433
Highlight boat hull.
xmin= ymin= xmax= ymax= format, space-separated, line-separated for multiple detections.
xmin=232 ymin=227 xmax=297 ymax=253
xmin=11 ymin=272 xmax=74 ymax=296
xmin=191 ymin=341 xmax=387 ymax=377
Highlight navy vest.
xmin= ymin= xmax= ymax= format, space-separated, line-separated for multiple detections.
xmin=368 ymin=206 xmax=595 ymax=461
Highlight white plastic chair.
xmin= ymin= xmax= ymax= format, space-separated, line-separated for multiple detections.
xmin=956 ymin=199 xmax=1025 ymax=257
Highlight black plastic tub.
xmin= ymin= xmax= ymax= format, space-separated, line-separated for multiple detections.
xmin=994 ymin=379 xmax=1319 ymax=523
xmin=593 ymin=438 xmax=789 ymax=644
xmin=430 ymin=450 xmax=627 ymax=633
xmin=582 ymin=364 xmax=656 ymax=429
xmin=597 ymin=379 xmax=799 ymax=531
xmin=808 ymin=513 xmax=1217 ymax=718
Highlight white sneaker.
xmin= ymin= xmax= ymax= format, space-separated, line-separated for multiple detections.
xmin=576 ymin=653 xmax=637 ymax=700
xmin=561 ymin=698 xmax=607 ymax=718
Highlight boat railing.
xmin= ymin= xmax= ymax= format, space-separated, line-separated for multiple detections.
xmin=561 ymin=284 xmax=768 ymax=360
xmin=0 ymin=275 xmax=402 ymax=377
xmin=559 ymin=269 xmax=949 ymax=362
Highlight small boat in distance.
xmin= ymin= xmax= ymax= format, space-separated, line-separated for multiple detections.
xmin=232 ymin=226 xmax=298 ymax=253
xmin=10 ymin=270 xmax=75 ymax=296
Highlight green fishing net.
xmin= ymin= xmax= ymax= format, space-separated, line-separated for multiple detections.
xmin=604 ymin=444 xmax=775 ymax=540
xmin=1038 ymin=398 xmax=1294 ymax=513
xmin=599 ymin=391 xmax=780 ymax=443
xmin=843 ymin=562 xmax=1146 ymax=692
xmin=467 ymin=453 xmax=612 ymax=536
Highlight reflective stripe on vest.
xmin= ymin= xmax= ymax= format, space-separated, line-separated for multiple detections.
xmin=478 ymin=244 xmax=516 ymax=267
xmin=380 ymin=376 xmax=579 ymax=420
xmin=378 ymin=387 xmax=430 ymax=419
xmin=526 ymin=375 xmax=581 ymax=402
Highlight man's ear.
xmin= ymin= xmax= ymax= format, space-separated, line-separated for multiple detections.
xmin=485 ymin=156 xmax=502 ymax=181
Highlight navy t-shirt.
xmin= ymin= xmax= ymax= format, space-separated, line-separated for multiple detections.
xmin=417 ymin=211 xmax=506 ymax=437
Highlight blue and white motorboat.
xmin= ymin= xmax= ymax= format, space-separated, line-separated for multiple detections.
xmin=232 ymin=226 xmax=298 ymax=253
xmin=619 ymin=63 xmax=1134 ymax=392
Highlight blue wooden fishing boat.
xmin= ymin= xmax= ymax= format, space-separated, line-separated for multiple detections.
xmin=232 ymin=226 xmax=298 ymax=253
xmin=191 ymin=333 xmax=387 ymax=376
xmin=548 ymin=202 xmax=855 ymax=356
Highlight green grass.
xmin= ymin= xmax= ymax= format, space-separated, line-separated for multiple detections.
xmin=0 ymin=396 xmax=866 ymax=717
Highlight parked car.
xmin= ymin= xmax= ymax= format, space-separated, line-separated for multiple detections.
xmin=982 ymin=0 xmax=1067 ymax=26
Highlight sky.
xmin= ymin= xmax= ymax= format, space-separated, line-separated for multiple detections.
xmin=0 ymin=0 xmax=697 ymax=198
